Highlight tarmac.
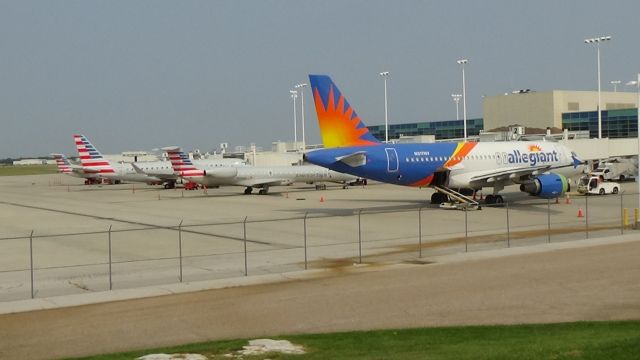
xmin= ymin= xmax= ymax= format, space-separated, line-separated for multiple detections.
xmin=0 ymin=174 xmax=639 ymax=358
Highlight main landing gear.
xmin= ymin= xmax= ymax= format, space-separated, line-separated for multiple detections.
xmin=244 ymin=187 xmax=253 ymax=195
xmin=431 ymin=192 xmax=448 ymax=204
xmin=484 ymin=194 xmax=504 ymax=205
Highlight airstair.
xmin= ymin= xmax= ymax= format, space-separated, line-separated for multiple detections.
xmin=433 ymin=185 xmax=481 ymax=210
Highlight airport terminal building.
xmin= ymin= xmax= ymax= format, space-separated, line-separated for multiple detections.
xmin=367 ymin=90 xmax=638 ymax=141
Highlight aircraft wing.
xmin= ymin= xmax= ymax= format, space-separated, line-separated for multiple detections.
xmin=467 ymin=162 xmax=578 ymax=185
xmin=131 ymin=163 xmax=178 ymax=180
xmin=234 ymin=178 xmax=293 ymax=187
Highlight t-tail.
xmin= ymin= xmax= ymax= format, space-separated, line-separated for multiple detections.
xmin=51 ymin=153 xmax=72 ymax=174
xmin=72 ymin=134 xmax=115 ymax=174
xmin=308 ymin=75 xmax=381 ymax=148
xmin=162 ymin=147 xmax=204 ymax=177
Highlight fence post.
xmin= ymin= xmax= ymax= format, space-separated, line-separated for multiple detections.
xmin=29 ymin=230 xmax=34 ymax=299
xmin=243 ymin=216 xmax=248 ymax=276
xmin=358 ymin=209 xmax=362 ymax=264
xmin=620 ymin=191 xmax=624 ymax=234
xmin=418 ymin=206 xmax=423 ymax=258
xmin=464 ymin=207 xmax=468 ymax=253
xmin=108 ymin=225 xmax=112 ymax=290
xmin=303 ymin=212 xmax=308 ymax=270
xmin=547 ymin=198 xmax=551 ymax=243
xmin=178 ymin=220 xmax=183 ymax=283
xmin=585 ymin=195 xmax=589 ymax=239
xmin=506 ymin=202 xmax=511 ymax=248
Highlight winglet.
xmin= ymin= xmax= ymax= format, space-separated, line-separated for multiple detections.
xmin=130 ymin=162 xmax=147 ymax=175
xmin=308 ymin=75 xmax=380 ymax=148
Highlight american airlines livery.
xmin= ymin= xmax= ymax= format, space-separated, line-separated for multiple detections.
xmin=73 ymin=134 xmax=244 ymax=188
xmin=164 ymin=146 xmax=359 ymax=194
xmin=51 ymin=153 xmax=101 ymax=184
xmin=304 ymin=75 xmax=585 ymax=205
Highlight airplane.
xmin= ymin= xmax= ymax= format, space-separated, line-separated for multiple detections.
xmin=51 ymin=153 xmax=101 ymax=184
xmin=163 ymin=146 xmax=360 ymax=194
xmin=303 ymin=75 xmax=585 ymax=206
xmin=73 ymin=134 xmax=245 ymax=188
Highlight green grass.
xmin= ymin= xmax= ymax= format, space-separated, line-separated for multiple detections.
xmin=0 ymin=164 xmax=58 ymax=176
xmin=68 ymin=320 xmax=640 ymax=359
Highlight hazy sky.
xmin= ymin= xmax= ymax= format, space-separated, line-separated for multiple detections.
xmin=1 ymin=0 xmax=639 ymax=158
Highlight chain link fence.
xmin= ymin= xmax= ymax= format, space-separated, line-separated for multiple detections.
xmin=1 ymin=191 xmax=638 ymax=301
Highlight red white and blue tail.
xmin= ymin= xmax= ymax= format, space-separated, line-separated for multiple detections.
xmin=73 ymin=134 xmax=115 ymax=174
xmin=51 ymin=153 xmax=72 ymax=174
xmin=163 ymin=147 xmax=204 ymax=177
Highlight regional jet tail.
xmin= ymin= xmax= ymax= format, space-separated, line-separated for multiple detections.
xmin=164 ymin=146 xmax=358 ymax=195
xmin=72 ymin=134 xmax=165 ymax=185
xmin=51 ymin=153 xmax=102 ymax=184
xmin=304 ymin=75 xmax=585 ymax=206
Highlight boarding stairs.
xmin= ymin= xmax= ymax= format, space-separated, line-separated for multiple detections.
xmin=433 ymin=185 xmax=481 ymax=210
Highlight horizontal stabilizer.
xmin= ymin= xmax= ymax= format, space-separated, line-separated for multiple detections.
xmin=335 ymin=151 xmax=367 ymax=167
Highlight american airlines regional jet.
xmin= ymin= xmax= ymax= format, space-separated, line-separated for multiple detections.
xmin=164 ymin=146 xmax=359 ymax=194
xmin=73 ymin=134 xmax=244 ymax=188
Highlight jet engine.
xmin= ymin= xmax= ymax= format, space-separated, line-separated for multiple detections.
xmin=202 ymin=168 xmax=238 ymax=178
xmin=519 ymin=173 xmax=568 ymax=198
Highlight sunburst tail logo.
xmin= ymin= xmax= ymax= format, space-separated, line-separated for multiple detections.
xmin=309 ymin=75 xmax=380 ymax=148
xmin=528 ymin=145 xmax=542 ymax=152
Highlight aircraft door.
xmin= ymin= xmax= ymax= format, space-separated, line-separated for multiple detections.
xmin=385 ymin=148 xmax=399 ymax=173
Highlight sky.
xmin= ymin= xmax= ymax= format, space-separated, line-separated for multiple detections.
xmin=1 ymin=0 xmax=639 ymax=158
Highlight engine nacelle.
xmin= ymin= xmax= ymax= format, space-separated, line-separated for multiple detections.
xmin=519 ymin=173 xmax=568 ymax=198
xmin=202 ymin=167 xmax=238 ymax=178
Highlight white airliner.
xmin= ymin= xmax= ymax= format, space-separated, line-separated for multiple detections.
xmin=51 ymin=153 xmax=101 ymax=184
xmin=163 ymin=146 xmax=359 ymax=194
xmin=73 ymin=134 xmax=244 ymax=188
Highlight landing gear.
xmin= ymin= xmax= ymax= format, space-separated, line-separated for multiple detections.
xmin=244 ymin=187 xmax=253 ymax=195
xmin=164 ymin=181 xmax=176 ymax=189
xmin=431 ymin=192 xmax=449 ymax=205
xmin=258 ymin=185 xmax=269 ymax=195
xmin=484 ymin=195 xmax=504 ymax=205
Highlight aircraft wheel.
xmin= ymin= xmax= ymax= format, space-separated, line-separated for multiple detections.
xmin=258 ymin=189 xmax=267 ymax=195
xmin=494 ymin=195 xmax=504 ymax=205
xmin=431 ymin=192 xmax=446 ymax=204
xmin=485 ymin=194 xmax=495 ymax=205
xmin=244 ymin=187 xmax=253 ymax=195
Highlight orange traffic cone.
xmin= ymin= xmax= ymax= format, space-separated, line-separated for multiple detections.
xmin=565 ymin=194 xmax=571 ymax=204
xmin=479 ymin=192 xmax=484 ymax=200
xmin=472 ymin=191 xmax=477 ymax=201
xmin=577 ymin=208 xmax=584 ymax=218
xmin=320 ymin=196 xmax=325 ymax=203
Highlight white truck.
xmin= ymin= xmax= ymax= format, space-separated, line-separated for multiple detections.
xmin=577 ymin=176 xmax=621 ymax=195
xmin=591 ymin=158 xmax=636 ymax=182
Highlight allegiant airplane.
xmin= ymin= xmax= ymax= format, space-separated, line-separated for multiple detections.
xmin=304 ymin=75 xmax=585 ymax=205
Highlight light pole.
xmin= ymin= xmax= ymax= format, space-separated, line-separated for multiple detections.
xmin=457 ymin=59 xmax=469 ymax=141
xmin=585 ymin=35 xmax=612 ymax=139
xmin=626 ymin=74 xmax=640 ymax=214
xmin=610 ymin=80 xmax=621 ymax=92
xmin=294 ymin=83 xmax=308 ymax=151
xmin=379 ymin=71 xmax=390 ymax=142
xmin=451 ymin=94 xmax=462 ymax=120
xmin=289 ymin=90 xmax=298 ymax=146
